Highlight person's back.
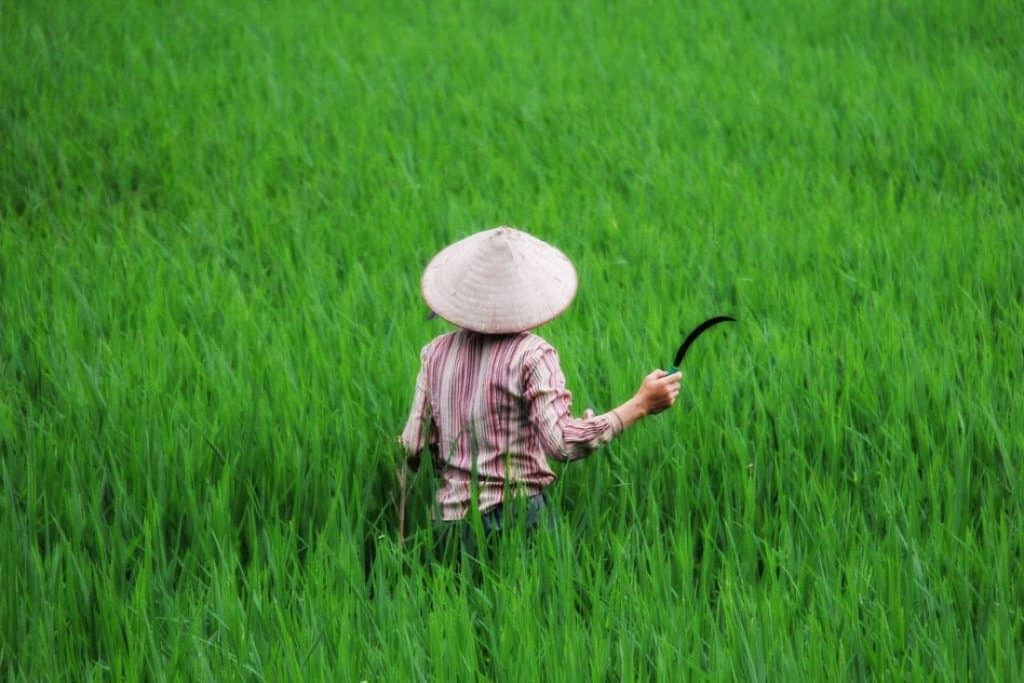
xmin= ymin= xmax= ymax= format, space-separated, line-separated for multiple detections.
xmin=405 ymin=328 xmax=628 ymax=521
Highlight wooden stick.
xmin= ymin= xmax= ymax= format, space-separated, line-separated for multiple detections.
xmin=397 ymin=459 xmax=409 ymax=549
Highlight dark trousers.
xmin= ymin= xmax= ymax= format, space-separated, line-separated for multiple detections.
xmin=433 ymin=492 xmax=554 ymax=562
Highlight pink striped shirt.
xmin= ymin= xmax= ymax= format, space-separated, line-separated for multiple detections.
xmin=400 ymin=329 xmax=624 ymax=521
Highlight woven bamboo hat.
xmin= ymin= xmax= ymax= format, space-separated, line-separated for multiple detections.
xmin=421 ymin=226 xmax=578 ymax=334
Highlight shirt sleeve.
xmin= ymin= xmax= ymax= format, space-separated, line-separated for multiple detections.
xmin=399 ymin=345 xmax=438 ymax=457
xmin=524 ymin=342 xmax=624 ymax=462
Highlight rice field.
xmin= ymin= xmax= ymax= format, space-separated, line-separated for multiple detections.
xmin=2 ymin=0 xmax=1022 ymax=679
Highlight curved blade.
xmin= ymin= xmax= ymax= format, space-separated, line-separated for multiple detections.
xmin=673 ymin=316 xmax=736 ymax=367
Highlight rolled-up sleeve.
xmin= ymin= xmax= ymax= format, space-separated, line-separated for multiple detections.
xmin=400 ymin=346 xmax=437 ymax=457
xmin=524 ymin=344 xmax=623 ymax=462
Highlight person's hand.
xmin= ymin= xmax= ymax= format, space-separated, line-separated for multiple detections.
xmin=634 ymin=369 xmax=682 ymax=416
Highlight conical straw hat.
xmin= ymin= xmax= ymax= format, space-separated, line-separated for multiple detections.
xmin=421 ymin=227 xmax=578 ymax=334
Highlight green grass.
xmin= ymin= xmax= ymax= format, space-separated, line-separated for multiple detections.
xmin=2 ymin=0 xmax=1022 ymax=678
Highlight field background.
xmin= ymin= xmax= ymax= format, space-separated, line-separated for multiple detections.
xmin=2 ymin=0 xmax=1022 ymax=679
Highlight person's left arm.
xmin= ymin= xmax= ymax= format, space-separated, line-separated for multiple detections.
xmin=399 ymin=348 xmax=438 ymax=472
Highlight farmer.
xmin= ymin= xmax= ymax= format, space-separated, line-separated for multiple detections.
xmin=399 ymin=226 xmax=681 ymax=548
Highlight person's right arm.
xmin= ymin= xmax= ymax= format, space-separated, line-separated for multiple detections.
xmin=526 ymin=344 xmax=682 ymax=461
xmin=607 ymin=368 xmax=682 ymax=431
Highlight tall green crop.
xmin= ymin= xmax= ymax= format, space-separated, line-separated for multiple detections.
xmin=2 ymin=0 xmax=1022 ymax=679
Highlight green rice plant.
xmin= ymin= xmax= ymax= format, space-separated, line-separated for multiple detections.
xmin=2 ymin=0 xmax=1022 ymax=679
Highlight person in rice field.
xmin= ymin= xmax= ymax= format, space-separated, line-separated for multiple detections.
xmin=399 ymin=226 xmax=681 ymax=553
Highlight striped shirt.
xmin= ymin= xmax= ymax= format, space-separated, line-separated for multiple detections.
xmin=400 ymin=329 xmax=624 ymax=521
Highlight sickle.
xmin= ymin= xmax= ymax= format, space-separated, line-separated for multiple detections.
xmin=666 ymin=316 xmax=736 ymax=373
